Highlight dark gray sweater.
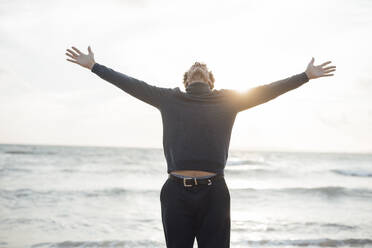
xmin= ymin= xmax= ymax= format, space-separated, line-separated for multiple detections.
xmin=91 ymin=63 xmax=309 ymax=175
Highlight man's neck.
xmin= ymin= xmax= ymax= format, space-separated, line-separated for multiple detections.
xmin=188 ymin=80 xmax=209 ymax=86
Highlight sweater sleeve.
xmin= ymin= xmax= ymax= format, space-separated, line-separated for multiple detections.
xmin=91 ymin=62 xmax=172 ymax=109
xmin=224 ymin=72 xmax=310 ymax=113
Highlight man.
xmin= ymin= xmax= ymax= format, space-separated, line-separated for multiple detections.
xmin=65 ymin=45 xmax=336 ymax=248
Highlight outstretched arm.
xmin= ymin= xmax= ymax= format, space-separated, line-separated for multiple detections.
xmin=65 ymin=45 xmax=172 ymax=109
xmin=226 ymin=57 xmax=336 ymax=112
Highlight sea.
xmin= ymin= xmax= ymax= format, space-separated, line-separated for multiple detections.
xmin=0 ymin=143 xmax=371 ymax=248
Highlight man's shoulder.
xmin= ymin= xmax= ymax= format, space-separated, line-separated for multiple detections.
xmin=155 ymin=85 xmax=180 ymax=95
xmin=214 ymin=88 xmax=239 ymax=97
xmin=172 ymin=87 xmax=182 ymax=92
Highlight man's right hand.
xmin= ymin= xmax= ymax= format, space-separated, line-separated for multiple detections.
xmin=65 ymin=45 xmax=96 ymax=70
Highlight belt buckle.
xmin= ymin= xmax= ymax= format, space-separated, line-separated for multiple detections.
xmin=183 ymin=177 xmax=197 ymax=187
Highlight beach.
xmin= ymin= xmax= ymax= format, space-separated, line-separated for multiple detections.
xmin=0 ymin=143 xmax=372 ymax=248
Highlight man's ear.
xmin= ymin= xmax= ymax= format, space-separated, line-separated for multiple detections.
xmin=208 ymin=71 xmax=215 ymax=89
xmin=183 ymin=71 xmax=189 ymax=87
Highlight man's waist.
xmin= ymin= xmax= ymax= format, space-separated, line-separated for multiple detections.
xmin=170 ymin=170 xmax=217 ymax=177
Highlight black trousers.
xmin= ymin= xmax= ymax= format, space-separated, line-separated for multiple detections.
xmin=160 ymin=175 xmax=231 ymax=248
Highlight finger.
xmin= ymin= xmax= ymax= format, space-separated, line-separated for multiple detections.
xmin=321 ymin=73 xmax=334 ymax=77
xmin=65 ymin=50 xmax=75 ymax=57
xmin=67 ymin=49 xmax=79 ymax=57
xmin=72 ymin=46 xmax=83 ymax=55
xmin=310 ymin=57 xmax=315 ymax=65
xmin=323 ymin=66 xmax=336 ymax=70
xmin=66 ymin=49 xmax=78 ymax=57
xmin=65 ymin=53 xmax=75 ymax=59
xmin=88 ymin=45 xmax=93 ymax=54
xmin=324 ymin=69 xmax=336 ymax=73
xmin=66 ymin=58 xmax=78 ymax=64
xmin=320 ymin=61 xmax=332 ymax=66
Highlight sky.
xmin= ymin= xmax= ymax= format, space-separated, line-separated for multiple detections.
xmin=0 ymin=0 xmax=371 ymax=153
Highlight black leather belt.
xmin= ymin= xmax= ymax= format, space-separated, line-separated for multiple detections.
xmin=168 ymin=173 xmax=224 ymax=187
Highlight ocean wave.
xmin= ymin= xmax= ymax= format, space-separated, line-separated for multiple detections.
xmin=311 ymin=222 xmax=356 ymax=230
xmin=233 ymin=220 xmax=357 ymax=233
xmin=226 ymin=168 xmax=282 ymax=176
xmin=1 ymin=217 xmax=59 ymax=226
xmin=30 ymin=238 xmax=372 ymax=248
xmin=227 ymin=159 xmax=268 ymax=166
xmin=0 ymin=187 xmax=155 ymax=201
xmin=4 ymin=150 xmax=56 ymax=155
xmin=239 ymin=238 xmax=372 ymax=247
xmin=237 ymin=220 xmax=356 ymax=230
xmin=0 ymin=167 xmax=32 ymax=174
xmin=60 ymin=168 xmax=139 ymax=174
xmin=233 ymin=186 xmax=372 ymax=199
xmin=331 ymin=169 xmax=372 ymax=178
xmin=2 ymin=186 xmax=371 ymax=203
xmin=31 ymin=239 xmax=163 ymax=248
xmin=4 ymin=150 xmax=34 ymax=155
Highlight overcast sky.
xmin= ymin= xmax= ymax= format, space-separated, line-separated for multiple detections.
xmin=0 ymin=0 xmax=371 ymax=153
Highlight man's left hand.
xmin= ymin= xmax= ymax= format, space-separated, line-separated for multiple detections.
xmin=305 ymin=57 xmax=336 ymax=80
